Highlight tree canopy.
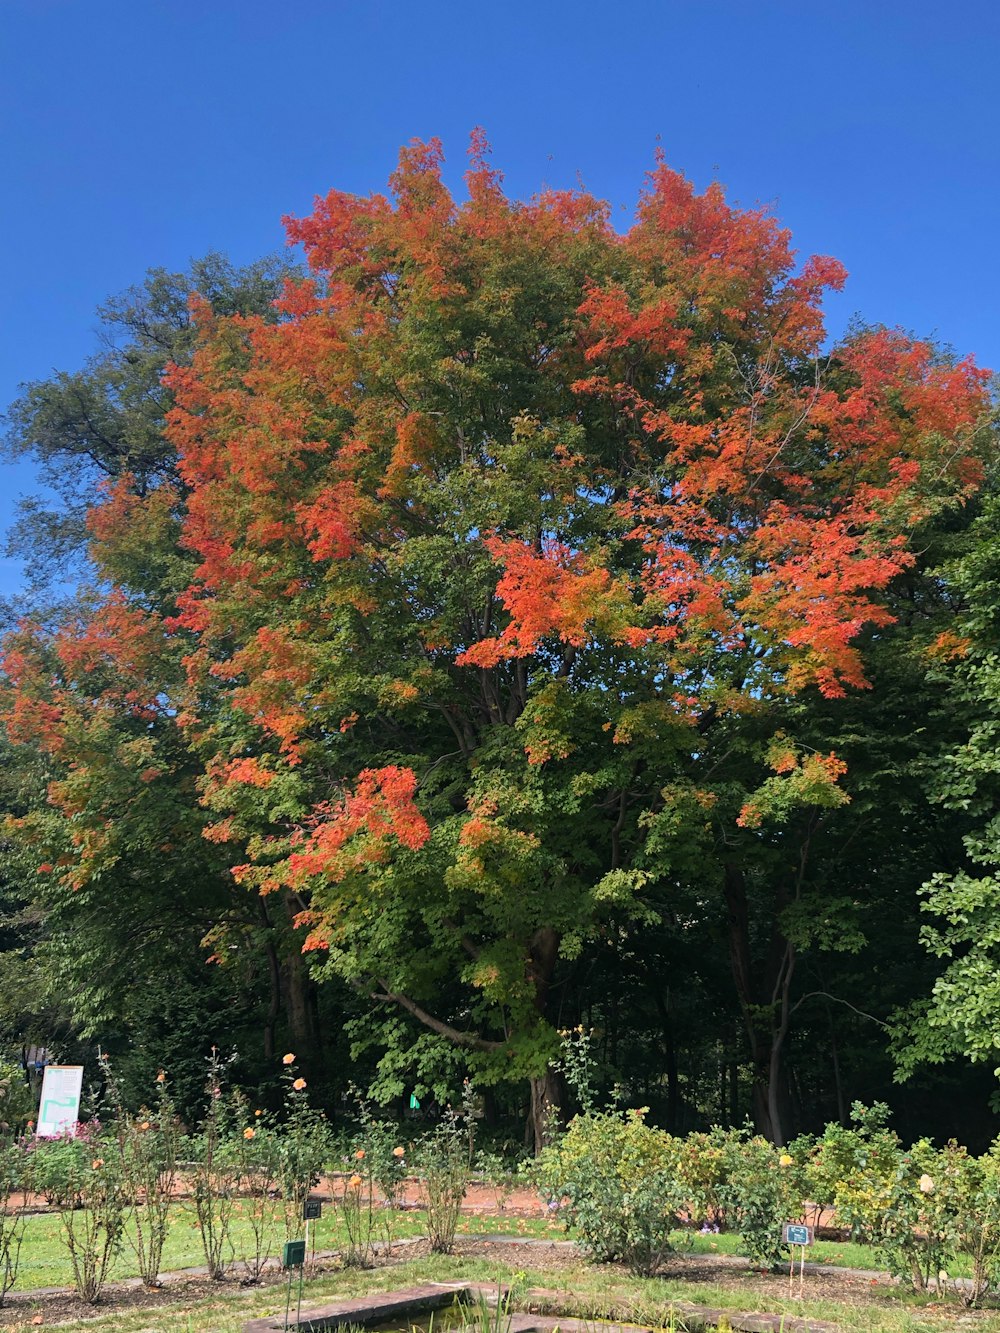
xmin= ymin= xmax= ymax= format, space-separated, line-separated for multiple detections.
xmin=0 ymin=136 xmax=995 ymax=1146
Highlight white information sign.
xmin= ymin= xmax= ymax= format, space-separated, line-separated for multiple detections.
xmin=37 ymin=1065 xmax=84 ymax=1138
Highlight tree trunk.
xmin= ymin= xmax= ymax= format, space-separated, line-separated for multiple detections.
xmin=263 ymin=935 xmax=281 ymax=1059
xmin=283 ymin=946 xmax=314 ymax=1048
xmin=723 ymin=861 xmax=795 ymax=1145
xmin=826 ymin=1000 xmax=847 ymax=1125
xmin=651 ymin=986 xmax=680 ymax=1133
xmin=525 ymin=925 xmax=561 ymax=1155
xmin=527 ymin=1067 xmax=561 ymax=1156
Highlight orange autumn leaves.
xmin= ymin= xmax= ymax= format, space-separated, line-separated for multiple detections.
xmin=157 ymin=139 xmax=989 ymax=734
xmin=3 ymin=135 xmax=992 ymax=917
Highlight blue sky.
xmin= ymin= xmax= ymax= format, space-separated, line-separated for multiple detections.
xmin=3 ymin=0 xmax=998 ymax=595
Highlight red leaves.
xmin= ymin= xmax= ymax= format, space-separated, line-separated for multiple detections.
xmin=26 ymin=133 xmax=989 ymax=917
xmin=285 ymin=766 xmax=430 ymax=888
xmin=578 ymin=282 xmax=690 ymax=364
xmin=296 ymin=481 xmax=361 ymax=561
xmin=55 ymin=594 xmax=163 ymax=695
xmin=222 ymin=757 xmax=275 ymax=788
xmin=457 ymin=538 xmax=624 ymax=667
xmin=221 ymin=626 xmax=317 ymax=756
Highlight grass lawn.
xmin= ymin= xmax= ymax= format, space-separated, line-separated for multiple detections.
xmin=10 ymin=1203 xmax=562 ymax=1291
xmin=9 ymin=1203 xmax=909 ymax=1296
xmin=5 ymin=1250 xmax=1000 ymax=1333
xmin=673 ymin=1230 xmax=989 ymax=1281
xmin=4 ymin=1205 xmax=998 ymax=1333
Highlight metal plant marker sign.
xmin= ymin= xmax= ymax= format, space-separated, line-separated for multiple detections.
xmin=282 ymin=1239 xmax=306 ymax=1330
xmin=783 ymin=1223 xmax=813 ymax=1294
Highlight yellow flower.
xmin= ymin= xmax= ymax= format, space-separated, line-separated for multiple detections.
xmin=392 ymin=1146 xmax=405 ymax=1158
xmin=282 ymin=1053 xmax=295 ymax=1065
xmin=244 ymin=1127 xmax=255 ymax=1140
xmin=349 ymin=1173 xmax=363 ymax=1189
xmin=293 ymin=1077 xmax=307 ymax=1091
xmin=779 ymin=1154 xmax=793 ymax=1167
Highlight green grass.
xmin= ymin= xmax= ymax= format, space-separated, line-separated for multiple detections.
xmin=3 ymin=1205 xmax=996 ymax=1333
xmin=6 ymin=1251 xmax=1000 ymax=1333
xmin=673 ymin=1228 xmax=986 ymax=1280
xmin=7 ymin=1202 xmax=562 ymax=1293
xmin=2 ymin=1203 xmax=974 ymax=1295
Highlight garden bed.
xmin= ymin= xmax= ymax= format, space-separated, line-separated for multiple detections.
xmin=3 ymin=1234 xmax=1000 ymax=1333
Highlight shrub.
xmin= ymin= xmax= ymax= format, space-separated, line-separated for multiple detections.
xmin=415 ymin=1084 xmax=476 ymax=1254
xmin=103 ymin=1060 xmax=182 ymax=1288
xmin=0 ymin=1060 xmax=33 ymax=1134
xmin=29 ymin=1129 xmax=91 ymax=1209
xmin=273 ymin=1055 xmax=332 ymax=1242
xmin=717 ymin=1130 xmax=802 ymax=1270
xmin=673 ymin=1128 xmax=734 ymax=1229
xmin=338 ymin=1153 xmax=377 ymax=1267
xmin=540 ymin=1108 xmax=684 ymax=1276
xmin=951 ymin=1140 xmax=1000 ymax=1305
xmin=51 ymin=1136 xmax=127 ymax=1303
xmin=229 ymin=1101 xmax=282 ymax=1282
xmin=0 ymin=1139 xmax=30 ymax=1305
xmin=190 ymin=1053 xmax=238 ymax=1280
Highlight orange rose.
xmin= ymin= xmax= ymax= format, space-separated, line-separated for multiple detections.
xmin=244 ymin=1127 xmax=255 ymax=1140
xmin=355 ymin=1148 xmax=366 ymax=1160
xmin=349 ymin=1174 xmax=362 ymax=1188
xmin=293 ymin=1077 xmax=307 ymax=1091
xmin=392 ymin=1146 xmax=405 ymax=1158
xmin=282 ymin=1053 xmax=295 ymax=1065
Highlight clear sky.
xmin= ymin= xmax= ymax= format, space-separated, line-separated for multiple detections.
xmin=2 ymin=0 xmax=998 ymax=595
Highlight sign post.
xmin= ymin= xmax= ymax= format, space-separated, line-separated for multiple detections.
xmin=782 ymin=1223 xmax=813 ymax=1295
xmin=303 ymin=1198 xmax=322 ymax=1265
xmin=282 ymin=1239 xmax=306 ymax=1330
xmin=36 ymin=1065 xmax=84 ymax=1138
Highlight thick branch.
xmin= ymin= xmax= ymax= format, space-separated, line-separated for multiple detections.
xmin=373 ymin=981 xmax=504 ymax=1050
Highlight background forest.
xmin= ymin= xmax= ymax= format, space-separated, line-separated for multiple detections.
xmin=0 ymin=143 xmax=998 ymax=1157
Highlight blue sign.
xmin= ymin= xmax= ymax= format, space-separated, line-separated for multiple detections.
xmin=783 ymin=1223 xmax=813 ymax=1246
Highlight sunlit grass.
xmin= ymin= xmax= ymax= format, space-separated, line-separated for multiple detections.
xmin=9 ymin=1202 xmax=561 ymax=1293
xmin=8 ymin=1252 xmax=1000 ymax=1333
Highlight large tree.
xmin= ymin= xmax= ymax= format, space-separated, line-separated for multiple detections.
xmin=0 ymin=254 xmax=338 ymax=1109
xmin=5 ymin=137 xmax=990 ymax=1146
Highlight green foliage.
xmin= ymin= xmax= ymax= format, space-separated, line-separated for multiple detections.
xmin=0 ymin=1139 xmax=29 ymax=1305
xmin=0 ymin=1058 xmax=32 ymax=1133
xmin=716 ymin=1130 xmax=801 ymax=1270
xmin=415 ymin=1085 xmax=477 ymax=1254
xmin=47 ymin=1132 xmax=128 ymax=1303
xmin=950 ymin=1140 xmax=1000 ymax=1304
xmin=539 ymin=1108 xmax=685 ymax=1275
xmin=103 ymin=1060 xmax=182 ymax=1288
